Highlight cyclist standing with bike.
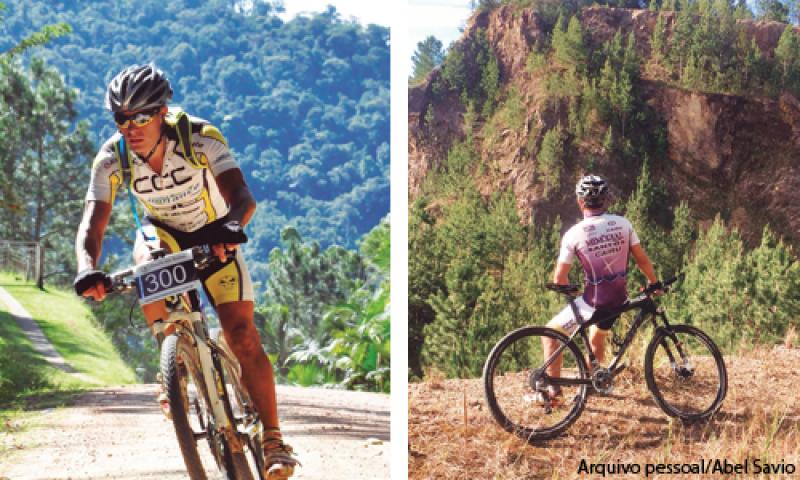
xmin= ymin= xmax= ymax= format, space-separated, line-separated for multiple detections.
xmin=540 ymin=175 xmax=661 ymax=404
xmin=73 ymin=64 xmax=298 ymax=479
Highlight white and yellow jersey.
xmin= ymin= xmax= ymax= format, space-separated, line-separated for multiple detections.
xmin=85 ymin=117 xmax=239 ymax=232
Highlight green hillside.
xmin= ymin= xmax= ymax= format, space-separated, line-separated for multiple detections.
xmin=0 ymin=272 xmax=136 ymax=407
xmin=409 ymin=1 xmax=800 ymax=379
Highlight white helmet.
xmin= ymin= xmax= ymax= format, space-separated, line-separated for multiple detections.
xmin=105 ymin=64 xmax=173 ymax=112
xmin=575 ymin=175 xmax=609 ymax=208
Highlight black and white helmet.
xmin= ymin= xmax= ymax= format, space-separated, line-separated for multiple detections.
xmin=575 ymin=175 xmax=609 ymax=208
xmin=105 ymin=64 xmax=173 ymax=112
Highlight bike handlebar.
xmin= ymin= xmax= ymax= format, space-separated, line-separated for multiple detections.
xmin=107 ymin=245 xmax=233 ymax=294
xmin=544 ymin=273 xmax=685 ymax=298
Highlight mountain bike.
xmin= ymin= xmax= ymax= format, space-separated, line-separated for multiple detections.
xmin=108 ymin=245 xmax=265 ymax=479
xmin=482 ymin=275 xmax=727 ymax=442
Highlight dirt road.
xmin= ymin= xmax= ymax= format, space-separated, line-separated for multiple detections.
xmin=0 ymin=384 xmax=389 ymax=479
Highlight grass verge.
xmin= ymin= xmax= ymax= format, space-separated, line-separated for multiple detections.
xmin=0 ymin=271 xmax=135 ymax=411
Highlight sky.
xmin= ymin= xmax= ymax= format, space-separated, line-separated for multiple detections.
xmin=276 ymin=1 xmax=472 ymax=79
xmin=278 ymin=0 xmax=394 ymax=26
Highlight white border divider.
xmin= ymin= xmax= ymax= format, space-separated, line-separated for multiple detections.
xmin=390 ymin=0 xmax=410 ymax=477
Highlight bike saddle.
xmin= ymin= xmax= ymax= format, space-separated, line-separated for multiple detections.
xmin=544 ymin=283 xmax=581 ymax=295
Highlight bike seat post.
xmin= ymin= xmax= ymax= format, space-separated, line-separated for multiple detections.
xmin=567 ymin=295 xmax=583 ymax=329
xmin=566 ymin=296 xmax=598 ymax=369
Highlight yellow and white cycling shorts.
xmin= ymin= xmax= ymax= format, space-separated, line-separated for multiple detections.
xmin=134 ymin=218 xmax=255 ymax=307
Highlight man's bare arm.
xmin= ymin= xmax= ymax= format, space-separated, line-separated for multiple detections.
xmin=630 ymin=243 xmax=658 ymax=285
xmin=76 ymin=200 xmax=112 ymax=271
xmin=215 ymin=168 xmax=256 ymax=226
xmin=553 ymin=262 xmax=572 ymax=285
xmin=74 ymin=200 xmax=112 ymax=300
xmin=211 ymin=168 xmax=256 ymax=261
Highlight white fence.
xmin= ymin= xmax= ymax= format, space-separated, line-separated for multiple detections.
xmin=0 ymin=240 xmax=44 ymax=288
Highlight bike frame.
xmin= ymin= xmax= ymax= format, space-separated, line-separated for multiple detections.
xmin=152 ymin=293 xmax=249 ymax=453
xmin=109 ymin=246 xmax=264 ymax=478
xmin=539 ymin=293 xmax=674 ymax=388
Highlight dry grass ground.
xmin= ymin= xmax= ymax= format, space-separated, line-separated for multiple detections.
xmin=409 ymin=345 xmax=800 ymax=479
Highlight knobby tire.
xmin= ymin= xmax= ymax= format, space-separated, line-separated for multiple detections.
xmin=483 ymin=326 xmax=589 ymax=442
xmin=644 ymin=324 xmax=727 ymax=421
xmin=161 ymin=334 xmax=255 ymax=480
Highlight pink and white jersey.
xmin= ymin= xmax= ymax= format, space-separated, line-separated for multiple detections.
xmin=558 ymin=213 xmax=640 ymax=309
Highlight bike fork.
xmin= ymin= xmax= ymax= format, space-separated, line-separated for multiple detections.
xmin=652 ymin=312 xmax=691 ymax=375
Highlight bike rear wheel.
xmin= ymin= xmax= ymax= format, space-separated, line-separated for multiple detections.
xmin=644 ymin=324 xmax=727 ymax=421
xmin=161 ymin=333 xmax=254 ymax=480
xmin=483 ymin=326 xmax=589 ymax=442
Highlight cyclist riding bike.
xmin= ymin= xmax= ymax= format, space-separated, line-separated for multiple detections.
xmin=540 ymin=175 xmax=662 ymax=404
xmin=73 ymin=64 xmax=298 ymax=479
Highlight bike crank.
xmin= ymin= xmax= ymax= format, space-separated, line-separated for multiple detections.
xmin=591 ymin=367 xmax=614 ymax=395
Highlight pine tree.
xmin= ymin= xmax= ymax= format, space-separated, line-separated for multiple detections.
xmin=409 ymin=198 xmax=447 ymax=378
xmin=480 ymin=54 xmax=500 ymax=115
xmin=775 ymin=25 xmax=799 ymax=91
xmin=622 ymin=161 xmax=661 ymax=285
xmin=745 ymin=226 xmax=800 ymax=342
xmin=666 ymin=216 xmax=749 ymax=348
xmin=537 ymin=126 xmax=564 ymax=197
xmin=734 ymin=0 xmax=754 ymax=19
xmin=421 ymin=187 xmax=527 ymax=378
xmin=739 ymin=35 xmax=764 ymax=91
xmin=440 ymin=44 xmax=467 ymax=94
xmin=263 ymin=227 xmax=367 ymax=371
xmin=603 ymin=125 xmax=614 ymax=151
xmin=410 ymin=35 xmax=445 ymax=85
xmin=553 ymin=15 xmax=588 ymax=73
xmin=612 ymin=67 xmax=635 ymax=138
xmin=662 ymin=201 xmax=696 ymax=278
xmin=550 ymin=12 xmax=567 ymax=60
xmin=756 ymin=0 xmax=789 ymax=22
xmin=651 ymin=14 xmax=666 ymax=62
xmin=0 ymin=58 xmax=95 ymax=280
xmin=670 ymin=4 xmax=694 ymax=79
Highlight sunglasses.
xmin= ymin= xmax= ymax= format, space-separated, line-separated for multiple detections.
xmin=114 ymin=107 xmax=161 ymax=129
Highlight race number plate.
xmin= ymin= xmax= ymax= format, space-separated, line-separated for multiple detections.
xmin=133 ymin=250 xmax=202 ymax=304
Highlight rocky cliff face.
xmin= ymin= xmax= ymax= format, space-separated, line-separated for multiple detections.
xmin=409 ymin=6 xmax=800 ymax=245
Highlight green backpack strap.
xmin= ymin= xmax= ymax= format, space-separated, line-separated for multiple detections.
xmin=112 ymin=136 xmax=132 ymax=191
xmin=171 ymin=110 xmax=205 ymax=168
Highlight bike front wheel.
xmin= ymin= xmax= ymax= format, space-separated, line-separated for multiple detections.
xmin=161 ymin=333 xmax=254 ymax=480
xmin=483 ymin=326 xmax=589 ymax=442
xmin=644 ymin=324 xmax=727 ymax=421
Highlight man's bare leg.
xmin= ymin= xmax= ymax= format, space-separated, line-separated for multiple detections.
xmin=133 ymin=242 xmax=171 ymax=335
xmin=542 ymin=336 xmax=563 ymax=379
xmin=588 ymin=328 xmax=607 ymax=367
xmin=216 ymin=300 xmax=280 ymax=430
xmin=217 ymin=301 xmax=296 ymax=478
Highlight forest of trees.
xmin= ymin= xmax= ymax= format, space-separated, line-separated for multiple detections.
xmin=409 ymin=0 xmax=800 ymax=379
xmin=0 ymin=0 xmax=389 ymax=286
xmin=0 ymin=0 xmax=390 ymax=392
